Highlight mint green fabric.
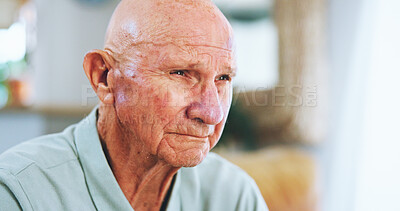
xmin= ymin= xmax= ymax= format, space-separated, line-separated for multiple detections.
xmin=0 ymin=108 xmax=268 ymax=211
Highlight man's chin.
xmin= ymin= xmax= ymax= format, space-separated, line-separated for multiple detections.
xmin=156 ymin=138 xmax=211 ymax=167
xmin=160 ymin=148 xmax=210 ymax=168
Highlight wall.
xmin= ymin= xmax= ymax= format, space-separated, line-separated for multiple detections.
xmin=1 ymin=0 xmax=119 ymax=152
xmin=32 ymin=0 xmax=119 ymax=107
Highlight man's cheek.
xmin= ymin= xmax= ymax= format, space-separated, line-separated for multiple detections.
xmin=221 ymin=89 xmax=233 ymax=114
xmin=115 ymin=86 xmax=141 ymax=108
xmin=179 ymin=87 xmax=198 ymax=107
xmin=210 ymin=124 xmax=224 ymax=149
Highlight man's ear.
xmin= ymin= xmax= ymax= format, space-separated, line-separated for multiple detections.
xmin=83 ymin=50 xmax=114 ymax=104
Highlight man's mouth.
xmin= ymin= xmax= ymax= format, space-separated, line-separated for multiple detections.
xmin=167 ymin=132 xmax=209 ymax=139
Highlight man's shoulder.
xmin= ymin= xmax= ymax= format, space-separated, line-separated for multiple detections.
xmin=0 ymin=124 xmax=79 ymax=176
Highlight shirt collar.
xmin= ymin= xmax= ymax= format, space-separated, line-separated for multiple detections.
xmin=74 ymin=106 xmax=134 ymax=211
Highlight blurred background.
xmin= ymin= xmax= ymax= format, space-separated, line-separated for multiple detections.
xmin=0 ymin=0 xmax=399 ymax=210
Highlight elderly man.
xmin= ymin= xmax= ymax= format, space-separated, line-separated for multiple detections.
xmin=0 ymin=0 xmax=268 ymax=210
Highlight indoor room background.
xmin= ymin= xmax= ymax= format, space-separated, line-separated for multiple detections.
xmin=1 ymin=0 xmax=399 ymax=210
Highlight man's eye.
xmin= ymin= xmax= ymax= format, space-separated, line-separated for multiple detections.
xmin=170 ymin=70 xmax=186 ymax=76
xmin=217 ymin=75 xmax=231 ymax=81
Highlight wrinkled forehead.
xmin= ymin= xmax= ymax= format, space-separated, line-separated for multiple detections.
xmin=132 ymin=21 xmax=234 ymax=51
xmin=125 ymin=42 xmax=236 ymax=71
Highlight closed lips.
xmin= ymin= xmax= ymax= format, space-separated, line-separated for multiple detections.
xmin=167 ymin=132 xmax=209 ymax=138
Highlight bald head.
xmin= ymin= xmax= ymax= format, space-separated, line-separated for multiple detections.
xmin=104 ymin=0 xmax=234 ymax=63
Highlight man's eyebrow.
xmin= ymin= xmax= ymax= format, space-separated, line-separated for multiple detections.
xmin=229 ymin=69 xmax=237 ymax=77
xmin=224 ymin=65 xmax=237 ymax=76
xmin=162 ymin=59 xmax=202 ymax=69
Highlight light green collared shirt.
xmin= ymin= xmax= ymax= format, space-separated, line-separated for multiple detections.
xmin=0 ymin=108 xmax=268 ymax=211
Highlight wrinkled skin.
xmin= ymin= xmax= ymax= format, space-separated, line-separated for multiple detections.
xmin=83 ymin=0 xmax=236 ymax=210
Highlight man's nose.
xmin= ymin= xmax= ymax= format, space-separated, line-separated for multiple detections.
xmin=187 ymin=84 xmax=224 ymax=125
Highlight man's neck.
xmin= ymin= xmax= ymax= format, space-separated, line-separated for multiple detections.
xmin=97 ymin=104 xmax=180 ymax=211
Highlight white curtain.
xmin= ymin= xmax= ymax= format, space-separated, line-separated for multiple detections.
xmin=354 ymin=0 xmax=400 ymax=210
xmin=322 ymin=0 xmax=377 ymax=210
